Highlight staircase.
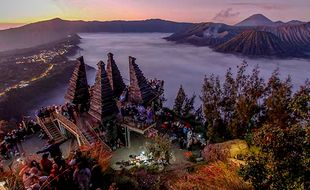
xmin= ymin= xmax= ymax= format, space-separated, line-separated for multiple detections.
xmin=45 ymin=122 xmax=65 ymax=143
xmin=53 ymin=112 xmax=99 ymax=146
xmin=76 ymin=118 xmax=99 ymax=145
xmin=37 ymin=116 xmax=65 ymax=143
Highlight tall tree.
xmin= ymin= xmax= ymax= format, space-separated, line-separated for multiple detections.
xmin=202 ymin=63 xmax=266 ymax=141
xmin=240 ymin=77 xmax=308 ymax=190
xmin=173 ymin=85 xmax=186 ymax=115
xmin=201 ymin=74 xmax=224 ymax=142
xmin=183 ymin=94 xmax=196 ymax=116
xmin=230 ymin=65 xmax=265 ymax=138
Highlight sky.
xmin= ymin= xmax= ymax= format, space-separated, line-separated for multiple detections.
xmin=0 ymin=0 xmax=309 ymax=27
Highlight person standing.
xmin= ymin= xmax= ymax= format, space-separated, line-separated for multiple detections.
xmin=73 ymin=162 xmax=91 ymax=190
xmin=40 ymin=153 xmax=52 ymax=175
xmin=36 ymin=139 xmax=66 ymax=160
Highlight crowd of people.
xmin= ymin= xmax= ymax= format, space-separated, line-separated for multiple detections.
xmin=37 ymin=103 xmax=76 ymax=123
xmin=148 ymin=78 xmax=164 ymax=93
xmin=18 ymin=139 xmax=104 ymax=190
xmin=120 ymin=104 xmax=154 ymax=129
xmin=159 ymin=109 xmax=206 ymax=151
xmin=37 ymin=106 xmax=57 ymax=119
xmin=1 ymin=121 xmax=40 ymax=160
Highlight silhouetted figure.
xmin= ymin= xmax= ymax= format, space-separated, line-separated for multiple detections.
xmin=36 ymin=139 xmax=66 ymax=159
xmin=90 ymin=164 xmax=103 ymax=190
xmin=40 ymin=153 xmax=52 ymax=175
xmin=73 ymin=162 xmax=91 ymax=190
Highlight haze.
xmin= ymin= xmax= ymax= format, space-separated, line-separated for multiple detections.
xmin=61 ymin=33 xmax=309 ymax=108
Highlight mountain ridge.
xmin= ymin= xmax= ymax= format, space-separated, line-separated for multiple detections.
xmin=215 ymin=30 xmax=301 ymax=57
xmin=0 ymin=18 xmax=193 ymax=52
xmin=165 ymin=14 xmax=310 ymax=58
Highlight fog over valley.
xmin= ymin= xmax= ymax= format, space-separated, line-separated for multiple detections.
xmin=73 ymin=33 xmax=310 ymax=107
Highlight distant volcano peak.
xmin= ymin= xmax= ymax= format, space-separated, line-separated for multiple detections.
xmin=235 ymin=14 xmax=274 ymax=27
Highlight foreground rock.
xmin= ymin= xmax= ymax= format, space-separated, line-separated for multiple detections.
xmin=202 ymin=139 xmax=249 ymax=162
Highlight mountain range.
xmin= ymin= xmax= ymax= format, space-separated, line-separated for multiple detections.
xmin=0 ymin=14 xmax=309 ymax=58
xmin=165 ymin=14 xmax=310 ymax=58
xmin=0 ymin=18 xmax=192 ymax=51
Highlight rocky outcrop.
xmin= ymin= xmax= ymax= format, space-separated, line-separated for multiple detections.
xmin=202 ymin=139 xmax=249 ymax=162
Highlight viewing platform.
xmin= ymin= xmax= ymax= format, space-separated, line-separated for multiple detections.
xmin=36 ymin=53 xmax=165 ymax=150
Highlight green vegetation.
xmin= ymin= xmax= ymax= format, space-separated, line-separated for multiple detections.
xmin=201 ymin=62 xmax=309 ymax=189
xmin=145 ymin=135 xmax=172 ymax=165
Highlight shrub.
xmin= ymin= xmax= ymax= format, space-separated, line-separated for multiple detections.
xmin=169 ymin=162 xmax=252 ymax=190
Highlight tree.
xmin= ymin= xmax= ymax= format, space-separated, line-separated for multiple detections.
xmin=145 ymin=135 xmax=172 ymax=165
xmin=221 ymin=67 xmax=237 ymax=127
xmin=182 ymin=94 xmax=196 ymax=116
xmin=201 ymin=74 xmax=224 ymax=142
xmin=240 ymin=78 xmax=309 ymax=190
xmin=289 ymin=80 xmax=310 ymax=123
xmin=229 ymin=65 xmax=265 ymax=138
xmin=173 ymin=85 xmax=186 ymax=115
xmin=201 ymin=63 xmax=265 ymax=141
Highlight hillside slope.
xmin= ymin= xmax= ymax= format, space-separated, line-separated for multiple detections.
xmin=260 ymin=22 xmax=310 ymax=49
xmin=165 ymin=14 xmax=310 ymax=58
xmin=0 ymin=18 xmax=193 ymax=51
xmin=215 ymin=30 xmax=298 ymax=57
xmin=165 ymin=23 xmax=243 ymax=47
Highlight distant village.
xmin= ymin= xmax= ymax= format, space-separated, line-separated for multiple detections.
xmin=0 ymin=35 xmax=79 ymax=97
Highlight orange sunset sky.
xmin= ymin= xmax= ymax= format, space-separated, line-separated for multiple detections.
xmin=0 ymin=0 xmax=309 ymax=29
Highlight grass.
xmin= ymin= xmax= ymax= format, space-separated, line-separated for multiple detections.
xmin=168 ymin=161 xmax=252 ymax=190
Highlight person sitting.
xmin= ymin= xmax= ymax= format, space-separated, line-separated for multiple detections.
xmin=40 ymin=153 xmax=52 ymax=175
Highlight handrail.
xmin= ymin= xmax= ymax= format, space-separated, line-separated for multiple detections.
xmin=53 ymin=112 xmax=111 ymax=150
xmin=51 ymin=120 xmax=66 ymax=141
xmin=53 ymin=112 xmax=91 ymax=146
xmin=85 ymin=120 xmax=112 ymax=152
xmin=53 ymin=112 xmax=80 ymax=137
xmin=36 ymin=116 xmax=53 ymax=139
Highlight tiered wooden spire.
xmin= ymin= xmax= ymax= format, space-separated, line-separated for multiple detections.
xmin=128 ymin=56 xmax=155 ymax=104
xmin=88 ymin=61 xmax=118 ymax=122
xmin=65 ymin=56 xmax=90 ymax=106
xmin=106 ymin=52 xmax=126 ymax=98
